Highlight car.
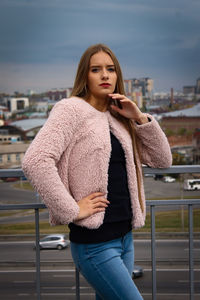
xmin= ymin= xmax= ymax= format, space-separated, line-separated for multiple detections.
xmin=132 ymin=265 xmax=143 ymax=279
xmin=163 ymin=176 xmax=176 ymax=183
xmin=36 ymin=234 xmax=69 ymax=250
xmin=2 ymin=177 xmax=19 ymax=182
xmin=144 ymin=173 xmax=155 ymax=178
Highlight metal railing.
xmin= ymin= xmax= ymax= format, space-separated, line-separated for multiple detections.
xmin=0 ymin=165 xmax=200 ymax=300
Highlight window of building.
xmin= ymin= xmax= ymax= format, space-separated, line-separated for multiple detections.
xmin=16 ymin=154 xmax=20 ymax=161
xmin=7 ymin=154 xmax=11 ymax=162
xmin=17 ymin=100 xmax=25 ymax=110
xmin=0 ymin=155 xmax=2 ymax=163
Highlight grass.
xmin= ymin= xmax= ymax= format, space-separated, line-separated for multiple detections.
xmin=0 ymin=220 xmax=69 ymax=235
xmin=137 ymin=208 xmax=200 ymax=232
xmin=0 ymin=209 xmax=199 ymax=235
xmin=13 ymin=182 xmax=34 ymax=191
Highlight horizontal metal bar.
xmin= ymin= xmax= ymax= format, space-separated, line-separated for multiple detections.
xmin=0 ymin=203 xmax=46 ymax=210
xmin=0 ymin=169 xmax=24 ymax=177
xmin=0 ymin=200 xmax=200 ymax=211
xmin=143 ymin=165 xmax=200 ymax=174
xmin=146 ymin=199 xmax=200 ymax=206
xmin=0 ymin=165 xmax=200 ymax=178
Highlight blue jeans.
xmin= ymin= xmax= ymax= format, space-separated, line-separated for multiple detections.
xmin=70 ymin=231 xmax=143 ymax=300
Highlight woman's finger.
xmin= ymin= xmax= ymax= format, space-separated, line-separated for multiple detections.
xmin=108 ymin=93 xmax=125 ymax=100
xmin=93 ymin=208 xmax=106 ymax=214
xmin=88 ymin=192 xmax=104 ymax=200
xmin=92 ymin=197 xmax=109 ymax=204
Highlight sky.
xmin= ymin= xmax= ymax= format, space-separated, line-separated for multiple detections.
xmin=0 ymin=0 xmax=200 ymax=94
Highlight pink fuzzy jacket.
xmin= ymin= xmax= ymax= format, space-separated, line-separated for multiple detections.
xmin=22 ymin=97 xmax=172 ymax=229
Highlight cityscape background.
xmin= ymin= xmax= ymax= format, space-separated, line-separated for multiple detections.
xmin=0 ymin=0 xmax=200 ymax=181
xmin=0 ymin=0 xmax=200 ymax=94
xmin=0 ymin=2 xmax=200 ymax=298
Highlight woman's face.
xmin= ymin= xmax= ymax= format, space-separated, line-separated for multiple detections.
xmin=87 ymin=51 xmax=117 ymax=99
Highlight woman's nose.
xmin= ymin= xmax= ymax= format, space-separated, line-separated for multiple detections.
xmin=101 ymin=69 xmax=109 ymax=79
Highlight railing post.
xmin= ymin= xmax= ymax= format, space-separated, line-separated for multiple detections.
xmin=35 ymin=208 xmax=41 ymax=300
xmin=75 ymin=267 xmax=80 ymax=300
xmin=188 ymin=204 xmax=194 ymax=300
xmin=151 ymin=205 xmax=156 ymax=300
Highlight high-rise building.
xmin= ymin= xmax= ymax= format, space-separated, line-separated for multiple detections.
xmin=124 ymin=78 xmax=153 ymax=108
xmin=124 ymin=78 xmax=153 ymax=98
xmin=183 ymin=77 xmax=200 ymax=95
xmin=196 ymin=78 xmax=200 ymax=94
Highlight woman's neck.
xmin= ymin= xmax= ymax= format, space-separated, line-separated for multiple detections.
xmin=86 ymin=95 xmax=108 ymax=112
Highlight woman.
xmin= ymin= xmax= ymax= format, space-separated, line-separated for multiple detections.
xmin=22 ymin=44 xmax=172 ymax=299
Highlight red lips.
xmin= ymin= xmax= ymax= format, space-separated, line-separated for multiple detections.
xmin=99 ymin=83 xmax=111 ymax=87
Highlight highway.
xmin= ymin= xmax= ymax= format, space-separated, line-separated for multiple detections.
xmin=1 ymin=177 xmax=200 ymax=205
xmin=1 ymin=268 xmax=200 ymax=300
xmin=0 ymin=239 xmax=200 ymax=299
xmin=0 ymin=178 xmax=200 ymax=299
xmin=0 ymin=178 xmax=200 ymax=224
xmin=0 ymin=239 xmax=200 ymax=263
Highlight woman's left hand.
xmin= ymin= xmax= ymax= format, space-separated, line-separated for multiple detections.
xmin=108 ymin=93 xmax=149 ymax=124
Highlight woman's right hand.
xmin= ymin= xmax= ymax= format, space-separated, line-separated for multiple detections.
xmin=74 ymin=192 xmax=110 ymax=221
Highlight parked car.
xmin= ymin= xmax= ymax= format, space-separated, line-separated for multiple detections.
xmin=163 ymin=176 xmax=176 ymax=183
xmin=2 ymin=177 xmax=19 ymax=182
xmin=36 ymin=234 xmax=69 ymax=250
xmin=144 ymin=173 xmax=155 ymax=178
xmin=132 ymin=265 xmax=143 ymax=279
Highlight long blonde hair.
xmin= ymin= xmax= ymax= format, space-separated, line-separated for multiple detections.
xmin=71 ymin=44 xmax=144 ymax=213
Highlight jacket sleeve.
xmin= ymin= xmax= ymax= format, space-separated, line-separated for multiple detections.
xmin=22 ymin=100 xmax=80 ymax=224
xmin=133 ymin=114 xmax=172 ymax=168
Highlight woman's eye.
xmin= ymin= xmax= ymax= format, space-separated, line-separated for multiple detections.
xmin=91 ymin=68 xmax=99 ymax=73
xmin=108 ymin=68 xmax=115 ymax=72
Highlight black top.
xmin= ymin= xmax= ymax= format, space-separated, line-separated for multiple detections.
xmin=69 ymin=132 xmax=132 ymax=243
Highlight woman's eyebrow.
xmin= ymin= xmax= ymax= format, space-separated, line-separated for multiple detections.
xmin=90 ymin=64 xmax=115 ymax=68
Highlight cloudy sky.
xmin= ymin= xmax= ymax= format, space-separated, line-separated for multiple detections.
xmin=0 ymin=0 xmax=200 ymax=94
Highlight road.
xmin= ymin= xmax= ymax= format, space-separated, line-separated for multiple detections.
xmin=0 ymin=239 xmax=200 ymax=263
xmin=1 ymin=268 xmax=200 ymax=300
xmin=1 ymin=178 xmax=200 ymax=204
xmin=0 ymin=180 xmax=200 ymax=299
xmin=0 ymin=178 xmax=200 ymax=224
xmin=0 ymin=239 xmax=200 ymax=299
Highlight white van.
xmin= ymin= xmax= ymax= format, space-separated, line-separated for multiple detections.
xmin=184 ymin=179 xmax=200 ymax=191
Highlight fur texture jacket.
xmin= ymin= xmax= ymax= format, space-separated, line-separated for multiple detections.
xmin=22 ymin=97 xmax=172 ymax=229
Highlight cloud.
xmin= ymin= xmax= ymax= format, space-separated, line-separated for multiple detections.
xmin=0 ymin=0 xmax=199 ymax=92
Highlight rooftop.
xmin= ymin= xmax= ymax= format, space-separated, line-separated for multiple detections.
xmin=161 ymin=103 xmax=200 ymax=117
xmin=10 ymin=118 xmax=46 ymax=132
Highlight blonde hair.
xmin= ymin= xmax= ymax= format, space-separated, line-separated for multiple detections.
xmin=71 ymin=44 xmax=144 ymax=213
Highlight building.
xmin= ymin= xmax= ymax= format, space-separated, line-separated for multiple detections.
xmin=192 ymin=128 xmax=200 ymax=164
xmin=5 ymin=97 xmax=29 ymax=113
xmin=0 ymin=143 xmax=30 ymax=169
xmin=159 ymin=104 xmax=200 ymax=163
xmin=183 ymin=77 xmax=200 ymax=95
xmin=160 ymin=103 xmax=200 ymax=133
xmin=124 ymin=78 xmax=153 ymax=97
xmin=0 ymin=132 xmax=22 ymax=144
xmin=47 ymin=88 xmax=72 ymax=101
xmin=183 ymin=86 xmax=196 ymax=95
xmin=0 ymin=118 xmax=47 ymax=168
xmin=196 ymin=78 xmax=200 ymax=94
xmin=0 ymin=118 xmax=47 ymax=141
xmin=132 ymin=91 xmax=143 ymax=109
